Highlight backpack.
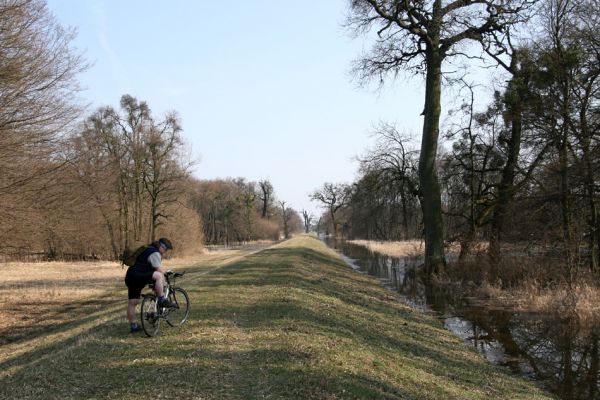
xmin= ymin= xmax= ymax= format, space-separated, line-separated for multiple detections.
xmin=121 ymin=241 xmax=148 ymax=267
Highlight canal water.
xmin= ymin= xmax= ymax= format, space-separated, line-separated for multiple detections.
xmin=325 ymin=238 xmax=600 ymax=400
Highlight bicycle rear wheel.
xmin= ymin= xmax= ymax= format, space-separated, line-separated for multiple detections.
xmin=140 ymin=295 xmax=161 ymax=337
xmin=166 ymin=287 xmax=190 ymax=327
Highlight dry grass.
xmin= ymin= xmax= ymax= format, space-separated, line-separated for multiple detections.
xmin=348 ymin=239 xmax=491 ymax=258
xmin=447 ymin=253 xmax=600 ymax=337
xmin=0 ymin=252 xmax=233 ymax=345
xmin=1 ymin=252 xmax=217 ymax=301
xmin=477 ymin=279 xmax=600 ymax=337
xmin=0 ymin=260 xmax=124 ymax=302
xmin=348 ymin=239 xmax=424 ymax=258
xmin=0 ymin=260 xmax=122 ymax=345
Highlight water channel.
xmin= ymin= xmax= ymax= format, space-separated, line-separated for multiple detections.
xmin=324 ymin=238 xmax=600 ymax=400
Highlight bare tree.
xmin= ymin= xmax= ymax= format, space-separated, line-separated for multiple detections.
xmin=358 ymin=123 xmax=420 ymax=239
xmin=316 ymin=216 xmax=323 ymax=237
xmin=481 ymin=6 xmax=561 ymax=266
xmin=0 ymin=0 xmax=87 ymax=246
xmin=535 ymin=0 xmax=582 ymax=280
xmin=144 ymin=111 xmax=191 ymax=240
xmin=258 ymin=180 xmax=274 ymax=218
xmin=236 ymin=179 xmax=256 ymax=242
xmin=569 ymin=0 xmax=600 ymax=272
xmin=192 ymin=178 xmax=280 ymax=245
xmin=442 ymin=80 xmax=503 ymax=262
xmin=118 ymin=95 xmax=153 ymax=242
xmin=310 ymin=183 xmax=350 ymax=238
xmin=280 ymin=201 xmax=291 ymax=239
xmin=78 ymin=95 xmax=190 ymax=250
xmin=301 ymin=209 xmax=313 ymax=233
xmin=347 ymin=0 xmax=536 ymax=274
xmin=68 ymin=128 xmax=121 ymax=259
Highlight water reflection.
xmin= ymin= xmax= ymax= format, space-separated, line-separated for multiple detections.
xmin=324 ymin=237 xmax=600 ymax=400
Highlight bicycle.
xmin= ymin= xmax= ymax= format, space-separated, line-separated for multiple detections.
xmin=140 ymin=270 xmax=190 ymax=337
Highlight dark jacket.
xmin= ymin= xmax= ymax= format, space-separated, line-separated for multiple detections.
xmin=131 ymin=245 xmax=160 ymax=273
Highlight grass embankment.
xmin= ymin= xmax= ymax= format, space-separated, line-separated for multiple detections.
xmin=0 ymin=236 xmax=554 ymax=399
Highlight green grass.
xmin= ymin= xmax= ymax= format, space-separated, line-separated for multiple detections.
xmin=0 ymin=236 xmax=555 ymax=399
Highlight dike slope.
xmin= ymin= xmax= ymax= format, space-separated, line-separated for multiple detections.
xmin=0 ymin=235 xmax=555 ymax=399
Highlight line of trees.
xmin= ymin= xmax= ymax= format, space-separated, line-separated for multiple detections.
xmin=0 ymin=0 xmax=90 ymax=259
xmin=67 ymin=94 xmax=201 ymax=259
xmin=315 ymin=0 xmax=600 ymax=282
xmin=191 ymin=178 xmax=302 ymax=245
xmin=0 ymin=0 xmax=302 ymax=260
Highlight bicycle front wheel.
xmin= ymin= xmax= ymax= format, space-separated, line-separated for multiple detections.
xmin=166 ymin=287 xmax=190 ymax=327
xmin=140 ymin=295 xmax=161 ymax=337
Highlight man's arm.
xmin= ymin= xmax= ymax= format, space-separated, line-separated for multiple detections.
xmin=148 ymin=252 xmax=165 ymax=273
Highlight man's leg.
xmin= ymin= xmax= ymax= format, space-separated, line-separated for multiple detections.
xmin=152 ymin=271 xmax=175 ymax=307
xmin=152 ymin=271 xmax=165 ymax=296
xmin=127 ymin=298 xmax=140 ymax=324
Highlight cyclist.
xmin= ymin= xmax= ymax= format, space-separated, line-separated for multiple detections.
xmin=124 ymin=238 xmax=174 ymax=333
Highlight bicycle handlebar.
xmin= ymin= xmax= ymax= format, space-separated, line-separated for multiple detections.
xmin=164 ymin=270 xmax=185 ymax=278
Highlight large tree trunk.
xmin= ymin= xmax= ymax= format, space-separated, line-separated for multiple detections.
xmin=581 ymin=132 xmax=598 ymax=273
xmin=330 ymin=208 xmax=338 ymax=238
xmin=578 ymin=80 xmax=599 ymax=273
xmin=489 ymin=73 xmax=524 ymax=266
xmin=419 ymin=45 xmax=446 ymax=275
xmin=559 ymin=126 xmax=575 ymax=282
xmin=400 ymin=184 xmax=410 ymax=240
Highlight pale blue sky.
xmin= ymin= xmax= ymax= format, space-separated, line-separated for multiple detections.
xmin=47 ymin=0 xmax=427 ymax=216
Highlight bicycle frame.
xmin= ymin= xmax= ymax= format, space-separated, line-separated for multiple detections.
xmin=140 ymin=270 xmax=189 ymax=337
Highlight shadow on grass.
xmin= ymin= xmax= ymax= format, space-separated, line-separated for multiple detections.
xmin=193 ymin=292 xmax=508 ymax=395
xmin=0 ymin=297 xmax=123 ymax=346
xmin=0 ymin=332 xmax=464 ymax=400
xmin=0 ymin=260 xmax=213 ymax=347
xmin=96 ymin=348 xmax=420 ymax=399
xmin=200 ymin=246 xmax=423 ymax=319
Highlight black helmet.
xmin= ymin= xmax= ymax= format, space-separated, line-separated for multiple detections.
xmin=158 ymin=238 xmax=173 ymax=250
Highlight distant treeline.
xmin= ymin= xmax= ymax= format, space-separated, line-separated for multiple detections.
xmin=193 ymin=178 xmax=302 ymax=246
xmin=0 ymin=0 xmax=301 ymax=261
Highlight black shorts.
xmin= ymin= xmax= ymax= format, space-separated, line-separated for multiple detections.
xmin=125 ymin=267 xmax=155 ymax=299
